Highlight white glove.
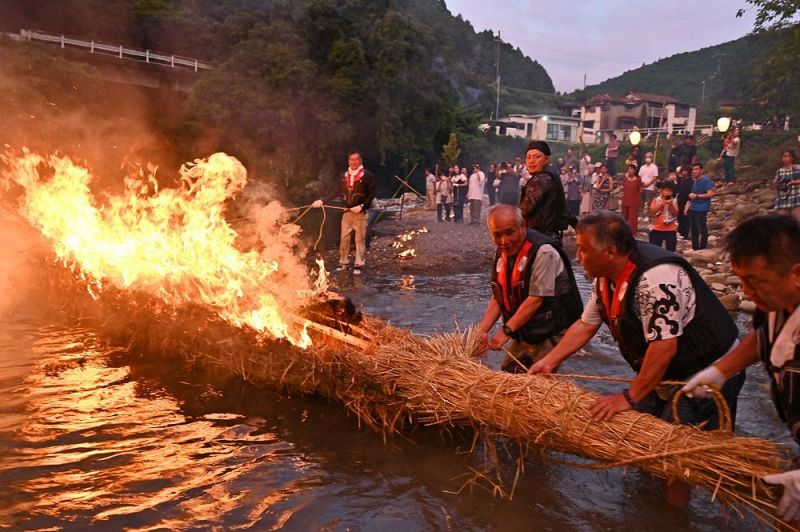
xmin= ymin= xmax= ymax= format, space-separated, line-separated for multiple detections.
xmin=681 ymin=366 xmax=726 ymax=399
xmin=764 ymin=469 xmax=800 ymax=522
xmin=349 ymin=205 xmax=363 ymax=214
xmin=311 ymin=199 xmax=323 ymax=208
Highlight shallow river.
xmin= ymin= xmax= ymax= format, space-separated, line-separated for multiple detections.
xmin=0 ymin=263 xmax=793 ymax=530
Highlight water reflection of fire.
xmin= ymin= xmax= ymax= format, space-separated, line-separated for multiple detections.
xmin=1 ymin=150 xmax=325 ymax=348
xmin=398 ymin=275 xmax=416 ymax=291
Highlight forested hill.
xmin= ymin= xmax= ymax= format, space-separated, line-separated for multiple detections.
xmin=0 ymin=0 xmax=553 ymax=188
xmin=573 ymin=29 xmax=784 ymax=106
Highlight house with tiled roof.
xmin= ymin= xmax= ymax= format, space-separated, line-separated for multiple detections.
xmin=580 ymin=91 xmax=696 ymax=143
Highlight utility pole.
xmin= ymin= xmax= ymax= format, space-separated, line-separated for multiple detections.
xmin=701 ymin=80 xmax=706 ymax=106
xmin=495 ymin=31 xmax=501 ymax=122
xmin=583 ymin=72 xmax=587 ymax=90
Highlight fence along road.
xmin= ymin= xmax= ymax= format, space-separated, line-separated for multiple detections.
xmin=11 ymin=29 xmax=212 ymax=72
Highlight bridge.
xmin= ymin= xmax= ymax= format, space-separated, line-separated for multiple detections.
xmin=4 ymin=29 xmax=213 ymax=92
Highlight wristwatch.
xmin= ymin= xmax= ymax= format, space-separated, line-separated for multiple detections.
xmin=502 ymin=325 xmax=515 ymax=336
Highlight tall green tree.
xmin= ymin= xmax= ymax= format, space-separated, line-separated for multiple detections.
xmin=738 ymin=1 xmax=800 ymax=114
xmin=441 ymin=133 xmax=461 ymax=167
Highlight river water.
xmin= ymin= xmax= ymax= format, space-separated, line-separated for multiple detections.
xmin=0 ymin=264 xmax=792 ymax=530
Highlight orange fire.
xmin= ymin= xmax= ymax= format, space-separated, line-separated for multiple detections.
xmin=1 ymin=150 xmax=322 ymax=348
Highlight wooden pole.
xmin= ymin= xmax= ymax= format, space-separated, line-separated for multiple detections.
xmin=287 ymin=313 xmax=369 ymax=349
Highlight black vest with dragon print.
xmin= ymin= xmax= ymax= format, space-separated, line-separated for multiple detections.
xmin=595 ymin=241 xmax=739 ymax=380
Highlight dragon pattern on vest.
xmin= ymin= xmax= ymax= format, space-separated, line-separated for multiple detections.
xmin=595 ymin=241 xmax=738 ymax=381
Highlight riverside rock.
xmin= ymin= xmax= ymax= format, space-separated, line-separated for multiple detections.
xmin=732 ymin=205 xmax=760 ymax=222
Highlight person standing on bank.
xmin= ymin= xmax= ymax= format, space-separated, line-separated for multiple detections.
xmin=435 ymin=171 xmax=453 ymax=223
xmin=529 ymin=210 xmax=745 ymax=506
xmin=775 ymin=149 xmax=800 ymax=221
xmin=486 ymin=162 xmax=498 ymax=206
xmin=451 ymin=168 xmax=468 ymax=223
xmin=468 ymin=163 xmax=486 ymax=225
xmin=425 ymin=168 xmax=436 ymax=207
xmin=312 ymin=149 xmax=376 ymax=275
xmin=680 ymin=216 xmax=800 ymax=523
xmin=621 ymin=164 xmax=642 ymax=233
xmin=721 ymin=128 xmax=741 ymax=183
xmin=495 ymin=161 xmax=520 ymax=206
xmin=639 ymin=151 xmax=659 ymax=214
xmin=475 ymin=204 xmax=583 ymax=373
xmin=519 ymin=140 xmax=569 ymax=241
xmin=649 ymin=180 xmax=679 ymax=252
xmin=563 ymin=166 xmax=583 ymax=219
xmin=592 ymin=163 xmax=613 ymax=211
xmin=684 ymin=162 xmax=714 ymax=250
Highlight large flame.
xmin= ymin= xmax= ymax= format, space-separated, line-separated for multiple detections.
xmin=2 ymin=150 xmax=319 ymax=348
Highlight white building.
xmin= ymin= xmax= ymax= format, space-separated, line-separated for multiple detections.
xmin=494 ymin=114 xmax=581 ymax=143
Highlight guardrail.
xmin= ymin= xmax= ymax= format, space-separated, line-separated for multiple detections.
xmin=15 ymin=29 xmax=212 ymax=72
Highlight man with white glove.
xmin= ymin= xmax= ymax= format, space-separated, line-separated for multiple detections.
xmin=681 ymin=365 xmax=727 ymax=399
xmin=681 ymin=215 xmax=800 ymax=523
xmin=312 ymin=150 xmax=376 ymax=275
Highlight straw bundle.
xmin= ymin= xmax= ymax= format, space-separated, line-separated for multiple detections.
xmin=51 ymin=275 xmax=790 ymax=528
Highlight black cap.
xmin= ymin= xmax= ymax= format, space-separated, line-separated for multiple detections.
xmin=526 ymin=140 xmax=551 ymax=156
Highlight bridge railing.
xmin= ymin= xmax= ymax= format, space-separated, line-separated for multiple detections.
xmin=15 ymin=29 xmax=212 ymax=72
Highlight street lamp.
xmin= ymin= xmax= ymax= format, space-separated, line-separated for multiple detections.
xmin=629 ymin=129 xmax=641 ymax=146
xmin=717 ymin=117 xmax=731 ymax=133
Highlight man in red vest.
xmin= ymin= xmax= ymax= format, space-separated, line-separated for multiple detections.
xmin=475 ymin=204 xmax=582 ymax=372
xmin=529 ymin=209 xmax=745 ymax=506
xmin=313 ymin=150 xmax=376 ymax=275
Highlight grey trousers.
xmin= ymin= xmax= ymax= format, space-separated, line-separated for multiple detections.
xmin=469 ymin=199 xmax=482 ymax=224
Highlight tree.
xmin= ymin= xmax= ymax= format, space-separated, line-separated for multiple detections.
xmin=737 ymin=1 xmax=800 ymax=115
xmin=737 ymin=0 xmax=800 ymax=29
xmin=441 ymin=133 xmax=461 ymax=166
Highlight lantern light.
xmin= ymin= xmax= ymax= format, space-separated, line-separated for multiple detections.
xmin=717 ymin=117 xmax=731 ymax=133
xmin=629 ymin=130 xmax=641 ymax=146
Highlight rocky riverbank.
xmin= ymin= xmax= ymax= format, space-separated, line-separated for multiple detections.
xmin=674 ymin=178 xmax=775 ymax=313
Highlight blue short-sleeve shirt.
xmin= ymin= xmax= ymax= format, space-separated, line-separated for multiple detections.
xmin=689 ymin=175 xmax=713 ymax=212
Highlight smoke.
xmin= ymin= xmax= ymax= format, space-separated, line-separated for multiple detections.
xmin=0 ymin=204 xmax=48 ymax=319
xmin=0 ymin=37 xmax=182 ymax=320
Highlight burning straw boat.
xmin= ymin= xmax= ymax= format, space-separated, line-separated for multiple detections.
xmin=0 ymin=150 xmax=792 ymax=528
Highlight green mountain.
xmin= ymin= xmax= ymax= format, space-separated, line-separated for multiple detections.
xmin=572 ymin=29 xmax=784 ymax=107
xmin=0 ymin=0 xmax=553 ymax=189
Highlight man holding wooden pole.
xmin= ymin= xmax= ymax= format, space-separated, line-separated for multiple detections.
xmin=312 ymin=149 xmax=376 ymax=275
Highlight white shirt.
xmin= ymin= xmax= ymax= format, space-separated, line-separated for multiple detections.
xmin=425 ymin=173 xmax=436 ymax=191
xmin=581 ymin=263 xmax=696 ymax=342
xmin=468 ymin=171 xmax=486 ymax=200
xmin=639 ymin=163 xmax=659 ymax=191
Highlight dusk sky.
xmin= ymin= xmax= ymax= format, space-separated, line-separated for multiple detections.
xmin=445 ymin=0 xmax=759 ymax=92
